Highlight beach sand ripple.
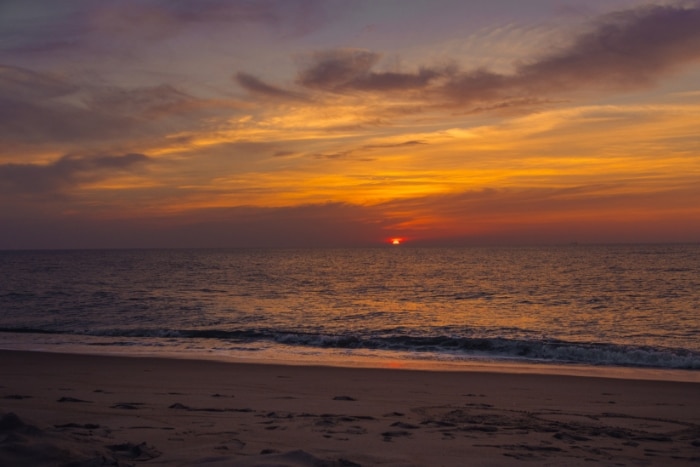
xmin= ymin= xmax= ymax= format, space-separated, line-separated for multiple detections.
xmin=2 ymin=350 xmax=700 ymax=466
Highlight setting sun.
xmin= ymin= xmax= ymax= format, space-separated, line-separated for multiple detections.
xmin=2 ymin=1 xmax=699 ymax=250
xmin=0 ymin=3 xmax=698 ymax=465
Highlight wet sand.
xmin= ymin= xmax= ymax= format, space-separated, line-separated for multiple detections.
xmin=2 ymin=350 xmax=699 ymax=466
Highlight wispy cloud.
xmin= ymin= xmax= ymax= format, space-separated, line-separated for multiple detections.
xmin=1 ymin=1 xmax=699 ymax=247
xmin=283 ymin=4 xmax=700 ymax=109
xmin=0 ymin=97 xmax=136 ymax=145
xmin=362 ymin=140 xmax=427 ymax=150
xmin=0 ymin=65 xmax=247 ymax=149
xmin=84 ymin=84 xmax=196 ymax=117
xmin=235 ymin=72 xmax=308 ymax=101
xmin=296 ymin=49 xmax=451 ymax=93
xmin=443 ymin=3 xmax=700 ymax=105
xmin=0 ymin=0 xmax=329 ymax=57
xmin=0 ymin=153 xmax=150 ymax=195
xmin=0 ymin=65 xmax=77 ymax=101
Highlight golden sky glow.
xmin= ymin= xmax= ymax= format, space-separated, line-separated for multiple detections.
xmin=1 ymin=0 xmax=699 ymax=248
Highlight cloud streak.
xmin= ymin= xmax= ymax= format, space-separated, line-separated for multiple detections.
xmin=235 ymin=72 xmax=308 ymax=101
xmin=288 ymin=4 xmax=700 ymax=109
xmin=443 ymin=3 xmax=700 ymax=104
xmin=2 ymin=1 xmax=699 ymax=248
xmin=0 ymin=65 xmax=77 ymax=101
xmin=84 ymin=84 xmax=196 ymax=117
xmin=0 ymin=65 xmax=247 ymax=148
xmin=0 ymin=0 xmax=328 ymax=57
xmin=0 ymin=153 xmax=150 ymax=195
xmin=296 ymin=49 xmax=451 ymax=93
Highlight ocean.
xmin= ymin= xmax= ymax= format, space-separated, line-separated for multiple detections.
xmin=1 ymin=245 xmax=699 ymax=377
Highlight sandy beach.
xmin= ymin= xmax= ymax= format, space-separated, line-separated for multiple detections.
xmin=1 ymin=350 xmax=699 ymax=466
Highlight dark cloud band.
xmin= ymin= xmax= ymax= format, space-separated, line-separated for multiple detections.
xmin=0 ymin=153 xmax=150 ymax=195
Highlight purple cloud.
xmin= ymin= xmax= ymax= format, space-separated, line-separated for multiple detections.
xmin=0 ymin=153 xmax=150 ymax=195
xmin=0 ymin=65 xmax=244 ymax=146
xmin=444 ymin=3 xmax=700 ymax=104
xmin=0 ymin=65 xmax=144 ymax=144
xmin=289 ymin=4 xmax=700 ymax=108
xmin=297 ymin=49 xmax=450 ymax=93
xmin=0 ymin=97 xmax=137 ymax=144
xmin=84 ymin=84 xmax=198 ymax=117
xmin=0 ymin=65 xmax=77 ymax=101
xmin=235 ymin=72 xmax=308 ymax=101
xmin=0 ymin=0 xmax=328 ymax=58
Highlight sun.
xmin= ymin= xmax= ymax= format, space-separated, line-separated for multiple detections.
xmin=387 ymin=236 xmax=406 ymax=245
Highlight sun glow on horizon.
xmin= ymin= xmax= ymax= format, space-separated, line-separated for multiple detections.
xmin=3 ymin=1 xmax=700 ymax=249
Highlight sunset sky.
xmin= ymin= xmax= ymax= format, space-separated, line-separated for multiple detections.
xmin=1 ymin=0 xmax=699 ymax=248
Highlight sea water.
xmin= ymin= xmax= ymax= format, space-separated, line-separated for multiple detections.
xmin=1 ymin=245 xmax=699 ymax=376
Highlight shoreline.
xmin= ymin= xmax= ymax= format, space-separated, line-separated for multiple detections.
xmin=2 ymin=349 xmax=700 ymax=465
xmin=2 ymin=341 xmax=700 ymax=383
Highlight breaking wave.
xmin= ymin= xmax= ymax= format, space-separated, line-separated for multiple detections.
xmin=2 ymin=326 xmax=698 ymax=370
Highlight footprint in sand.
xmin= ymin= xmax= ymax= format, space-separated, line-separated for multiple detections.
xmin=333 ymin=396 xmax=357 ymax=401
xmin=111 ymin=402 xmax=145 ymax=410
xmin=106 ymin=442 xmax=160 ymax=461
xmin=381 ymin=430 xmax=411 ymax=441
xmin=57 ymin=397 xmax=91 ymax=403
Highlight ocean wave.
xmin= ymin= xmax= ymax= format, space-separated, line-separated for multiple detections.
xmin=1 ymin=326 xmax=699 ymax=370
xmin=272 ymin=332 xmax=700 ymax=369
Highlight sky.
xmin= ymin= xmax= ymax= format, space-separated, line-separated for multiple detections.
xmin=1 ymin=0 xmax=699 ymax=248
